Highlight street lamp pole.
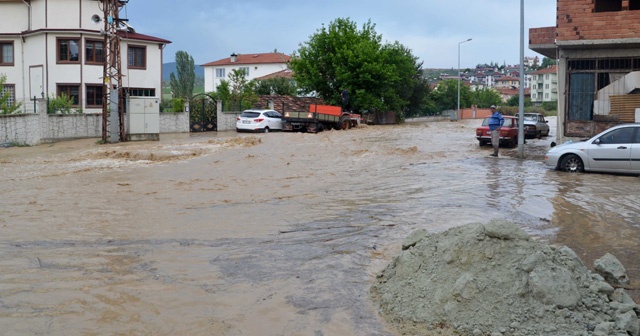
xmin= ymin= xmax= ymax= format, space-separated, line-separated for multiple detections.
xmin=517 ymin=0 xmax=525 ymax=159
xmin=457 ymin=38 xmax=472 ymax=121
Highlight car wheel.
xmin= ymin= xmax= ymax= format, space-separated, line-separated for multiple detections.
xmin=478 ymin=140 xmax=486 ymax=146
xmin=339 ymin=115 xmax=351 ymax=130
xmin=537 ymin=130 xmax=542 ymax=139
xmin=264 ymin=127 xmax=270 ymax=133
xmin=559 ymin=154 xmax=584 ymax=173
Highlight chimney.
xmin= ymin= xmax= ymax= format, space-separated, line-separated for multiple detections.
xmin=230 ymin=53 xmax=238 ymax=63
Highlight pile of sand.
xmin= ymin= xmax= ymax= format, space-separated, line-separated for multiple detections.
xmin=372 ymin=221 xmax=639 ymax=336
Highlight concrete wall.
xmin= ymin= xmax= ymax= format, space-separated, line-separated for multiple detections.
xmin=460 ymin=107 xmax=492 ymax=120
xmin=0 ymin=113 xmax=42 ymax=145
xmin=216 ymin=101 xmax=241 ymax=131
xmin=0 ymin=100 xmax=189 ymax=145
xmin=160 ymin=112 xmax=189 ymax=133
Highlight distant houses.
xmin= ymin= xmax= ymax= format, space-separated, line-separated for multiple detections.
xmin=202 ymin=52 xmax=290 ymax=93
xmin=429 ymin=59 xmax=555 ymax=104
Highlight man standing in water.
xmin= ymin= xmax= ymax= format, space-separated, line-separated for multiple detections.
xmin=488 ymin=105 xmax=504 ymax=157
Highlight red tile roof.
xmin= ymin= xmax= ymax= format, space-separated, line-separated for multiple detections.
xmin=496 ymin=87 xmax=531 ymax=96
xmin=531 ymin=65 xmax=557 ymax=75
xmin=256 ymin=69 xmax=294 ymax=80
xmin=496 ymin=76 xmax=520 ymax=81
xmin=118 ymin=31 xmax=171 ymax=44
xmin=202 ymin=52 xmax=291 ymax=67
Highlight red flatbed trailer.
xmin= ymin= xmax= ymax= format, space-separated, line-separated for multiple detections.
xmin=283 ymin=104 xmax=361 ymax=133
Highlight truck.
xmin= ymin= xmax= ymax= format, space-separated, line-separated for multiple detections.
xmin=282 ymin=104 xmax=361 ymax=133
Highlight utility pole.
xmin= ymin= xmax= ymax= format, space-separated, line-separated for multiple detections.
xmin=517 ymin=0 xmax=525 ymax=159
xmin=101 ymin=0 xmax=127 ymax=143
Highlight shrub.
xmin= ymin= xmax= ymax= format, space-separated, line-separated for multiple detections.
xmin=47 ymin=93 xmax=77 ymax=114
xmin=0 ymin=74 xmax=23 ymax=115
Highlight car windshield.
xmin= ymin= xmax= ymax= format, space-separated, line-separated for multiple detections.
xmin=240 ymin=112 xmax=260 ymax=118
xmin=516 ymin=114 xmax=537 ymax=121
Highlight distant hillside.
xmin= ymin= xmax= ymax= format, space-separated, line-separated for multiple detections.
xmin=163 ymin=62 xmax=205 ymax=81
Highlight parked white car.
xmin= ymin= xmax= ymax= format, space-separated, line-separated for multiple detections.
xmin=544 ymin=123 xmax=640 ymax=174
xmin=236 ymin=109 xmax=284 ymax=133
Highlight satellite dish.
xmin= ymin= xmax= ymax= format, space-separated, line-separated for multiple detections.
xmin=91 ymin=14 xmax=102 ymax=24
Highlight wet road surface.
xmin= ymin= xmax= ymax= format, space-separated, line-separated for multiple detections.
xmin=0 ymin=117 xmax=638 ymax=335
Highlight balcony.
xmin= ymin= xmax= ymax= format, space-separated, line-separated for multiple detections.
xmin=529 ymin=27 xmax=556 ymax=58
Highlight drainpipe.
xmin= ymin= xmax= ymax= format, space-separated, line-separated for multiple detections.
xmin=21 ymin=1 xmax=32 ymax=112
xmin=22 ymin=1 xmax=32 ymax=31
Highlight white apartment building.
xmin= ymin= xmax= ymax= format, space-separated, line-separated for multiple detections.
xmin=203 ymin=52 xmax=290 ymax=93
xmin=0 ymin=0 xmax=170 ymax=113
xmin=530 ymin=65 xmax=558 ymax=105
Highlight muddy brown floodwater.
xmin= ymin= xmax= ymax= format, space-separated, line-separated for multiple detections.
xmin=1 ymin=117 xmax=638 ymax=335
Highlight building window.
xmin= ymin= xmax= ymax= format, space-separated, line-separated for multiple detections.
xmin=86 ymin=85 xmax=104 ymax=107
xmin=595 ymin=0 xmax=621 ymax=12
xmin=85 ymin=39 xmax=104 ymax=64
xmin=545 ymin=84 xmax=549 ymax=89
xmin=1 ymin=84 xmax=16 ymax=107
xmin=128 ymin=45 xmax=146 ymax=69
xmin=631 ymin=0 xmax=640 ymax=10
xmin=0 ymin=42 xmax=14 ymax=66
xmin=125 ymin=88 xmax=155 ymax=97
xmin=57 ymin=85 xmax=80 ymax=106
xmin=216 ymin=68 xmax=225 ymax=78
xmin=58 ymin=38 xmax=80 ymax=63
xmin=239 ymin=67 xmax=249 ymax=76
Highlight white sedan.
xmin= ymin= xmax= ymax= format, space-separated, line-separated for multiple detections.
xmin=236 ymin=109 xmax=284 ymax=133
xmin=544 ymin=123 xmax=640 ymax=174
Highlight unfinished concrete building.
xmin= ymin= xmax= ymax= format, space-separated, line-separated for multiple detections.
xmin=530 ymin=0 xmax=640 ymax=143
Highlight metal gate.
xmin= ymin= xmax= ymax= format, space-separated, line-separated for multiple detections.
xmin=190 ymin=94 xmax=217 ymax=132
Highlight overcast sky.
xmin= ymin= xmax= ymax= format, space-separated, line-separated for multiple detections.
xmin=123 ymin=0 xmax=557 ymax=68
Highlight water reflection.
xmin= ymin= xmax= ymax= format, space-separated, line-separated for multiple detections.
xmin=543 ymin=170 xmax=639 ymax=301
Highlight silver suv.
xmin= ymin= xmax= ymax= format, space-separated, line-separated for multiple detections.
xmin=516 ymin=113 xmax=550 ymax=139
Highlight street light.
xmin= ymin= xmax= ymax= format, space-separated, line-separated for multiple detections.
xmin=517 ymin=0 xmax=525 ymax=159
xmin=457 ymin=38 xmax=472 ymax=121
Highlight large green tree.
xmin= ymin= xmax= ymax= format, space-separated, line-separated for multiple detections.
xmin=290 ymin=18 xmax=426 ymax=117
xmin=540 ymin=57 xmax=557 ymax=69
xmin=429 ymin=80 xmax=471 ymax=113
xmin=214 ymin=69 xmax=257 ymax=110
xmin=169 ymin=51 xmax=195 ymax=99
xmin=254 ymin=77 xmax=298 ymax=96
xmin=470 ymin=87 xmax=502 ymax=108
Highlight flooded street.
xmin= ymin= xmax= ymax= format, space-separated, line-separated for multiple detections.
xmin=1 ymin=117 xmax=638 ymax=335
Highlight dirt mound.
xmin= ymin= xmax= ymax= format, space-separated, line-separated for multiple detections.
xmin=372 ymin=221 xmax=639 ymax=336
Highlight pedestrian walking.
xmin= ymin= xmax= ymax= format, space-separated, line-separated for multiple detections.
xmin=488 ymin=105 xmax=504 ymax=157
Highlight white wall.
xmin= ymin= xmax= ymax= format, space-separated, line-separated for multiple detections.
xmin=0 ymin=3 xmax=28 ymax=31
xmin=123 ymin=42 xmax=164 ymax=91
xmin=1 ymin=107 xmax=190 ymax=146
xmin=204 ymin=63 xmax=288 ymax=92
xmin=1 ymin=0 xmax=166 ymax=114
